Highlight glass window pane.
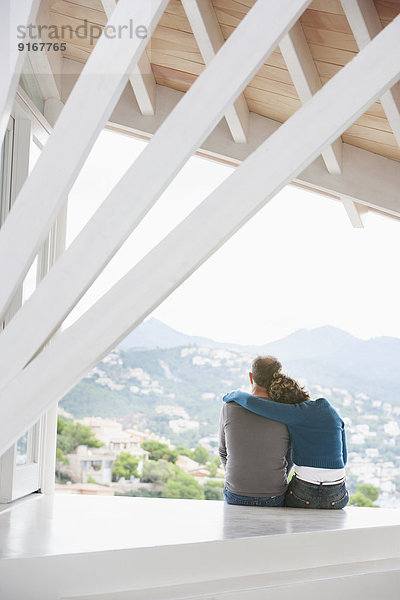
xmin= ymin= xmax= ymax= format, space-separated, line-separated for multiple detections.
xmin=16 ymin=424 xmax=39 ymax=467
xmin=0 ymin=118 xmax=14 ymax=226
xmin=16 ymin=431 xmax=29 ymax=466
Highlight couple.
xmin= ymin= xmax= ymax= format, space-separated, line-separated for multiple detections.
xmin=219 ymin=355 xmax=349 ymax=509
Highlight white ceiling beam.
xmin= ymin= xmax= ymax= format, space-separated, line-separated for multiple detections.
xmin=0 ymin=0 xmax=312 ymax=393
xmin=0 ymin=0 xmax=168 ymax=323
xmin=0 ymin=0 xmax=40 ymax=146
xmin=101 ymin=0 xmax=156 ymax=116
xmin=27 ymin=0 xmax=62 ymax=103
xmin=27 ymin=48 xmax=60 ymax=102
xmin=341 ymin=0 xmax=400 ymax=148
xmin=341 ymin=197 xmax=368 ymax=228
xmin=102 ymin=81 xmax=400 ymax=220
xmin=299 ymin=145 xmax=400 ymax=219
xmin=280 ymin=21 xmax=343 ymax=174
xmin=181 ymin=0 xmax=249 ymax=143
xmin=1 ymin=12 xmax=400 ymax=454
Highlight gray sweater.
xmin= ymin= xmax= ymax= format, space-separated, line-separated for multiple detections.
xmin=218 ymin=402 xmax=292 ymax=497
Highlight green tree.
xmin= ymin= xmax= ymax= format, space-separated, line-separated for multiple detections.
xmin=357 ymin=484 xmax=379 ymax=503
xmin=141 ymin=459 xmax=174 ymax=484
xmin=112 ymin=452 xmax=139 ymax=480
xmin=141 ymin=441 xmax=178 ymax=463
xmin=162 ymin=466 xmax=205 ymax=500
xmin=350 ymin=483 xmax=380 ymax=507
xmin=55 ymin=447 xmax=70 ymax=482
xmin=350 ymin=491 xmax=374 ymax=507
xmin=204 ymin=480 xmax=224 ymax=500
xmin=208 ymin=456 xmax=221 ymax=477
xmin=175 ymin=446 xmax=194 ymax=458
xmin=57 ymin=417 xmax=103 ymax=454
xmin=56 ymin=447 xmax=69 ymax=466
xmin=192 ymin=445 xmax=210 ymax=465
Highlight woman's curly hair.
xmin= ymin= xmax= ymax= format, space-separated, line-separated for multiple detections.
xmin=269 ymin=371 xmax=309 ymax=404
xmin=251 ymin=355 xmax=309 ymax=404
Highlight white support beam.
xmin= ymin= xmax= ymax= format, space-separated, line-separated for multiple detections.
xmin=341 ymin=0 xmax=400 ymax=148
xmin=341 ymin=197 xmax=368 ymax=228
xmin=0 ymin=0 xmax=40 ymax=146
xmin=0 ymin=0 xmax=311 ymax=393
xmin=26 ymin=0 xmax=65 ymax=126
xmin=27 ymin=0 xmax=62 ymax=103
xmin=0 ymin=0 xmax=169 ymax=322
xmin=27 ymin=49 xmax=60 ymax=102
xmin=280 ymin=21 xmax=343 ymax=174
xmin=101 ymin=0 xmax=156 ymax=116
xmin=1 ymin=13 xmax=400 ymax=455
xmin=103 ymin=81 xmax=400 ymax=220
xmin=182 ymin=0 xmax=249 ymax=143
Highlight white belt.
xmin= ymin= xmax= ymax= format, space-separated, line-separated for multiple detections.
xmin=294 ymin=474 xmax=346 ymax=486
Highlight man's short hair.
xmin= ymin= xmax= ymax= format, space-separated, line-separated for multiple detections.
xmin=251 ymin=356 xmax=281 ymax=390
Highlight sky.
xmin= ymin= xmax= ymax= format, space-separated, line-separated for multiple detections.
xmin=65 ymin=129 xmax=400 ymax=346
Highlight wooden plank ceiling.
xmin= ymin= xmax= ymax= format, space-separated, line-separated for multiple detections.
xmin=49 ymin=0 xmax=400 ymax=162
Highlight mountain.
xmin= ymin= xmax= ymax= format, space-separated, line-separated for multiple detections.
xmin=119 ymin=318 xmax=219 ymax=350
xmin=120 ymin=319 xmax=362 ymax=355
xmin=260 ymin=325 xmax=358 ymax=361
xmin=119 ymin=318 xmax=259 ymax=352
xmin=117 ymin=319 xmax=400 ymax=405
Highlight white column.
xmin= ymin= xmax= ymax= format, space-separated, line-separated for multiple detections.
xmin=38 ymin=196 xmax=68 ymax=495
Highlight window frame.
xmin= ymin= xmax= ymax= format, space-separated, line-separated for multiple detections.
xmin=0 ymin=88 xmax=65 ymax=503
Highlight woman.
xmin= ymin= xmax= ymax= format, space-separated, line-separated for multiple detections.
xmin=223 ymin=356 xmax=348 ymax=509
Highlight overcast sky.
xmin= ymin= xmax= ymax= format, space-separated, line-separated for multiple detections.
xmin=65 ymin=129 xmax=400 ymax=345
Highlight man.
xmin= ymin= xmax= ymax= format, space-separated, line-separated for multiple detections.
xmin=219 ymin=356 xmax=292 ymax=506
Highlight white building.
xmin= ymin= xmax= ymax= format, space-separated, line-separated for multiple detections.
xmin=1 ymin=0 xmax=400 ymax=598
xmin=60 ymin=444 xmax=116 ymax=485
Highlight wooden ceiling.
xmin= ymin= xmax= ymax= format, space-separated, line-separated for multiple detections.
xmin=48 ymin=0 xmax=400 ymax=162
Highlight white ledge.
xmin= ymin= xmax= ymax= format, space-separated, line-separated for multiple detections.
xmin=1 ymin=494 xmax=400 ymax=599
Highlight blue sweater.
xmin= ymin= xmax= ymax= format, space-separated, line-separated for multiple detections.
xmin=223 ymin=391 xmax=347 ymax=469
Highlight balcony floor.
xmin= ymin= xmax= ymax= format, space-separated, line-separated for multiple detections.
xmin=1 ymin=494 xmax=400 ymax=599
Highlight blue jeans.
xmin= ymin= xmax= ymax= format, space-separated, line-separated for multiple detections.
xmin=285 ymin=475 xmax=349 ymax=509
xmin=223 ymin=487 xmax=285 ymax=507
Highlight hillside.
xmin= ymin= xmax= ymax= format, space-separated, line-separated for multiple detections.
xmin=60 ymin=320 xmax=400 ymax=443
